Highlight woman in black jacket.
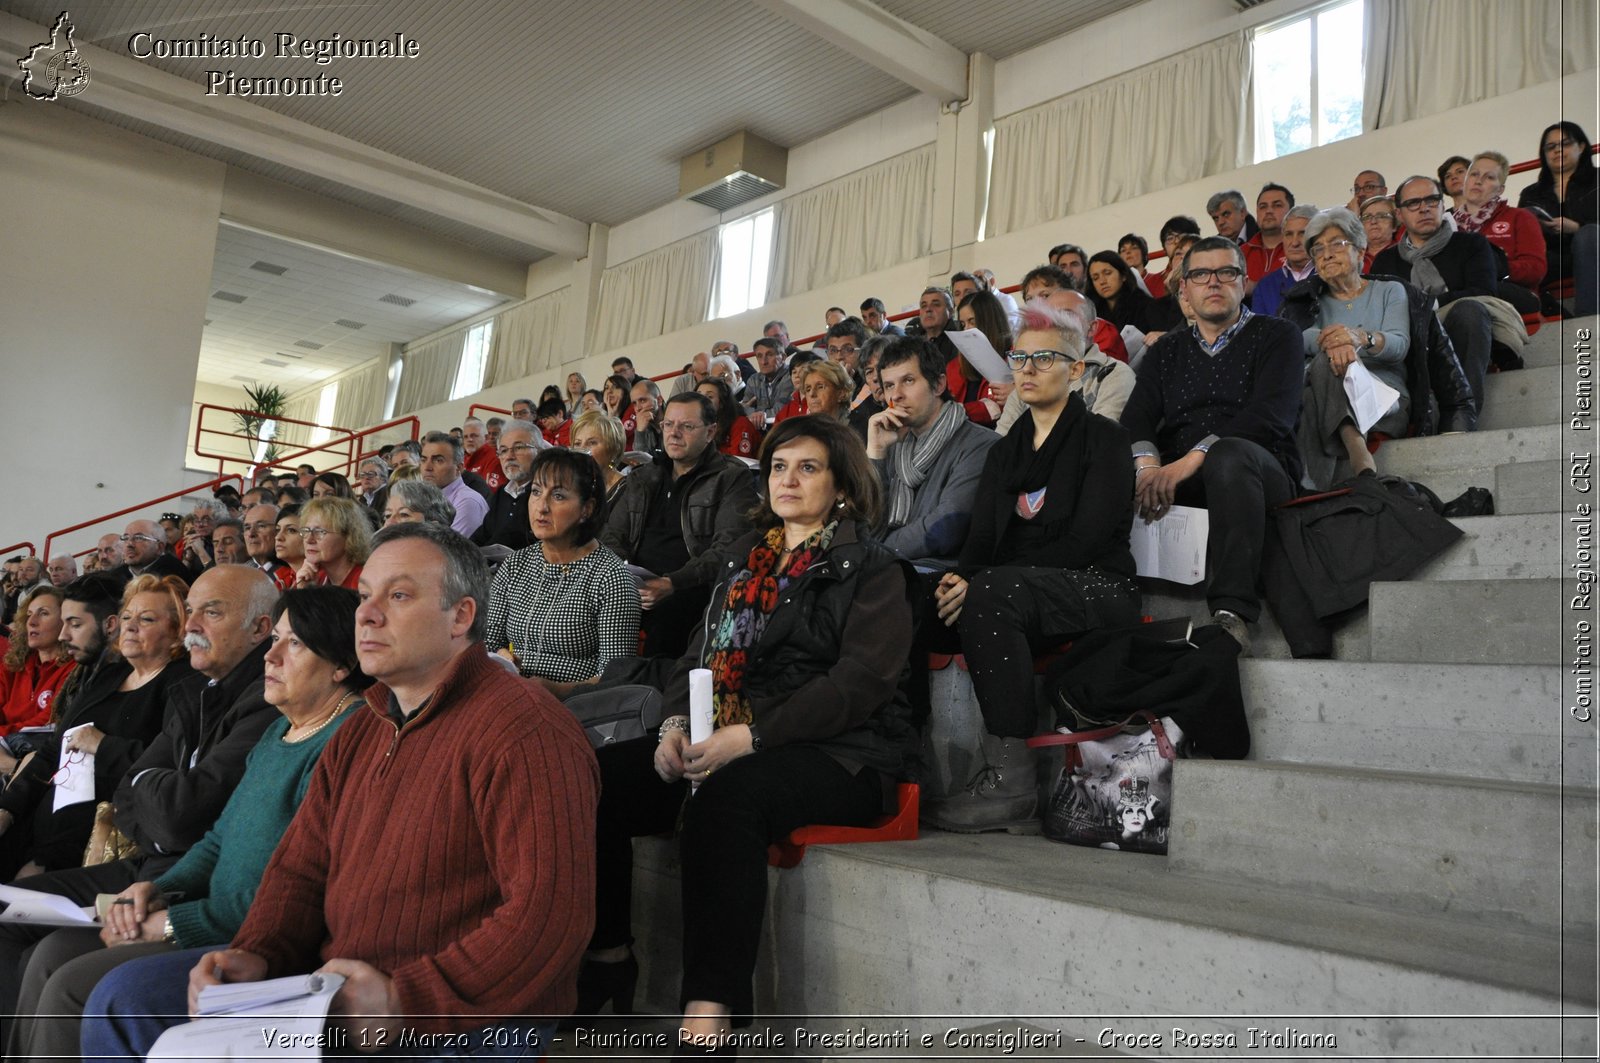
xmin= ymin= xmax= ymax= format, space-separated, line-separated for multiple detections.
xmin=582 ymin=415 xmax=917 ymax=1056
xmin=924 ymin=302 xmax=1140 ymax=834
xmin=1517 ymin=120 xmax=1599 ymax=315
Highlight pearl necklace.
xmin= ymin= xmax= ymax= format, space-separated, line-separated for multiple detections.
xmin=284 ymin=691 xmax=360 ymax=744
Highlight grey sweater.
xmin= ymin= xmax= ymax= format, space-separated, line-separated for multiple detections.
xmin=871 ymin=414 xmax=998 ymax=569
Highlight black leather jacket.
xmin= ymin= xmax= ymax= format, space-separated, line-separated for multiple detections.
xmin=1278 ymin=273 xmax=1477 ymax=435
xmin=665 ymin=520 xmax=918 ymax=783
xmin=600 ymin=447 xmax=758 ymax=591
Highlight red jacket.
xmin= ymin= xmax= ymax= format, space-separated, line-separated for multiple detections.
xmin=1143 ymin=270 xmax=1166 ymax=299
xmin=0 ymin=652 xmax=75 ymax=734
xmin=1470 ymin=201 xmax=1547 ymax=288
xmin=773 ymin=393 xmax=807 ymax=424
xmin=1242 ymin=233 xmax=1287 ymax=283
xmin=464 ymin=444 xmax=505 ymax=491
xmin=1092 ymin=319 xmax=1129 ymax=364
xmin=719 ymin=415 xmax=761 ymax=459
xmin=945 ymin=356 xmax=996 ymax=426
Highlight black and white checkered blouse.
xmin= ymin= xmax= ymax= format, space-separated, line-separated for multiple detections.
xmin=484 ymin=542 xmax=641 ymax=683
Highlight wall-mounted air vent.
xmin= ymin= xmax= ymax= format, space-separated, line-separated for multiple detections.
xmin=680 ymin=130 xmax=786 ymax=212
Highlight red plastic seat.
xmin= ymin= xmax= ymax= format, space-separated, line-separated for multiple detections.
xmin=766 ymin=782 xmax=920 ymax=868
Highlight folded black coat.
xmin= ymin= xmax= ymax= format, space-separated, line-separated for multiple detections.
xmin=1043 ymin=623 xmax=1250 ymax=759
xmin=1264 ymin=474 xmax=1463 ymax=657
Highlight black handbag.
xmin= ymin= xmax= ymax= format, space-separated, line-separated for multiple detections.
xmin=562 ymin=684 xmax=664 ymax=749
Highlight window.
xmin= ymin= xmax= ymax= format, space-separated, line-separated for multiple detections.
xmin=308 ymin=382 xmax=340 ymax=446
xmin=711 ymin=208 xmax=774 ymax=320
xmin=1252 ymin=0 xmax=1364 ymax=163
xmin=449 ymin=320 xmax=495 ymax=400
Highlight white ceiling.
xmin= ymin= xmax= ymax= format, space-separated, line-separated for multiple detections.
xmin=1 ymin=0 xmax=1146 ymax=391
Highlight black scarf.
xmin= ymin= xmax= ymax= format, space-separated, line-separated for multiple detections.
xmin=995 ymin=391 xmax=1088 ymax=509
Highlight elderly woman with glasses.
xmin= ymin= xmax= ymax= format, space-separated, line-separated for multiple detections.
xmin=1358 ymin=196 xmax=1399 ymax=269
xmin=1278 ymin=208 xmax=1410 ymax=489
xmin=924 ymin=303 xmax=1139 ymax=834
xmin=293 ymin=497 xmax=372 ymax=591
xmin=381 ymin=478 xmax=457 ymax=528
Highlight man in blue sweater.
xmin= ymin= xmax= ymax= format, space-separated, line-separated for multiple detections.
xmin=1119 ymin=237 xmax=1305 ymax=656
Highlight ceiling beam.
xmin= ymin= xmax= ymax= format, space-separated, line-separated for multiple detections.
xmin=0 ymin=12 xmax=591 ymax=259
xmin=751 ymin=0 xmax=969 ymax=103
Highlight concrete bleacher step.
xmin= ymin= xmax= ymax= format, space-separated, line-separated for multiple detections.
xmin=1239 ymin=660 xmax=1591 ymax=786
xmin=1409 ymin=511 xmax=1560 ymax=579
xmin=1477 ymin=364 xmax=1563 ymax=430
xmin=625 ymin=835 xmax=1594 ymax=1058
xmin=1366 ymin=578 xmax=1570 ymax=665
xmin=1520 ymin=314 xmax=1595 ymax=368
xmin=1375 ymin=423 xmax=1560 ymax=500
xmin=1168 ymin=760 xmax=1596 ymax=935
xmin=1137 ymin=584 xmax=1369 ymax=660
xmin=1495 ymin=457 xmax=1563 ymax=514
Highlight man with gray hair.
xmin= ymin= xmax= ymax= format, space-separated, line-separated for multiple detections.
xmin=1206 ymin=189 xmax=1257 ymax=244
xmin=1250 ymin=202 xmax=1319 ymax=317
xmin=462 ymin=417 xmax=504 ymax=491
xmin=95 ymin=534 xmax=124 ymax=571
xmin=669 ymin=351 xmax=712 ymax=397
xmin=355 ymin=456 xmax=391 ymax=513
xmin=629 ymin=378 xmax=664 ymax=454
xmin=110 ymin=519 xmax=189 ymax=585
xmin=180 ymin=499 xmax=227 ymax=577
xmin=389 ymin=439 xmax=422 ymax=469
xmin=472 ymin=419 xmax=542 ymax=551
xmin=741 ymin=337 xmax=793 ymax=430
xmin=45 ymin=554 xmax=77 ymax=587
xmin=420 ymin=431 xmax=489 ymax=538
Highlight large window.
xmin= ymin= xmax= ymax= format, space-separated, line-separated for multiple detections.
xmin=449 ymin=320 xmax=495 ymax=400
xmin=307 ymin=381 xmax=340 ymax=446
xmin=711 ymin=208 xmax=774 ymax=320
xmin=1252 ymin=0 xmax=1364 ymax=163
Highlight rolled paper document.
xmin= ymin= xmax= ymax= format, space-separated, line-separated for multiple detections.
xmin=688 ymin=669 xmax=714 ymax=745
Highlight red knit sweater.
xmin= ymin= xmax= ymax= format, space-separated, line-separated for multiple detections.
xmin=232 ymin=647 xmax=599 ymax=1030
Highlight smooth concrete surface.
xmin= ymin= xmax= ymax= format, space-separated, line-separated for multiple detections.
xmin=1479 ymin=364 xmax=1564 ymax=430
xmin=1376 ymin=424 xmax=1562 ymax=500
xmin=1520 ymin=315 xmax=1594 ymax=368
xmin=1406 ymin=512 xmax=1560 ymax=580
xmin=1366 ymin=579 xmax=1568 ymax=665
xmin=1495 ymin=458 xmax=1564 ymax=514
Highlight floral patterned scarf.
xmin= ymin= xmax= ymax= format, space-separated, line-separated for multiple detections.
xmin=706 ymin=521 xmax=836 ymax=728
xmin=1452 ymin=195 xmax=1504 ymax=234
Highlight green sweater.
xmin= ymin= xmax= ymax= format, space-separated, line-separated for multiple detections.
xmin=154 ymin=709 xmax=349 ymax=947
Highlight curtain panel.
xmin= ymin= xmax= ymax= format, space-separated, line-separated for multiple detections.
xmin=1363 ymin=0 xmax=1597 ymax=131
xmin=486 ymin=288 xmax=570 ymax=388
xmin=987 ymin=33 xmax=1252 ymax=236
xmin=591 ymin=229 xmax=717 ymax=353
xmin=765 ymin=145 xmax=935 ymax=301
xmin=274 ymin=391 xmax=322 ymax=449
xmin=331 ymin=360 xmax=387 ymax=433
xmin=394 ymin=328 xmax=467 ymax=415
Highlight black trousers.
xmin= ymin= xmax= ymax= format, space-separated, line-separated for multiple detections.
xmin=1173 ymin=437 xmax=1296 ymax=624
xmin=0 ymin=858 xmax=141 ymax=1022
xmin=1440 ymin=299 xmax=1492 ymax=414
xmin=957 ymin=566 xmax=1140 ymax=738
xmin=592 ymin=736 xmax=881 ymax=1023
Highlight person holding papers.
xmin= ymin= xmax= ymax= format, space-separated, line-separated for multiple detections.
xmin=15 ymin=587 xmax=365 ymax=1062
xmin=921 ymin=303 xmax=1140 ymax=835
xmin=948 ymin=290 xmax=1011 ymax=425
xmin=1276 ymin=207 xmax=1411 ymax=490
xmin=585 ymin=416 xmax=917 ymax=1056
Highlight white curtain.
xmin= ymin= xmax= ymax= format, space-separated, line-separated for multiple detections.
xmin=486 ymin=288 xmax=569 ymax=387
xmin=273 ymin=391 xmax=321 ymax=450
xmin=331 ymin=360 xmax=387 ymax=431
xmin=988 ymin=33 xmax=1252 ymax=236
xmin=765 ymin=145 xmax=935 ymax=300
xmin=591 ymin=229 xmax=717 ymax=353
xmin=1364 ymin=0 xmax=1597 ymax=131
xmin=394 ymin=328 xmax=467 ymax=415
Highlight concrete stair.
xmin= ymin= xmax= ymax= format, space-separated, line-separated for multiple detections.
xmin=598 ymin=318 xmax=1595 ymax=1060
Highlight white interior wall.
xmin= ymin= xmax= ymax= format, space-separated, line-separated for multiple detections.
xmin=185 ymin=382 xmax=254 ymax=472
xmin=0 ymin=103 xmax=225 ymax=559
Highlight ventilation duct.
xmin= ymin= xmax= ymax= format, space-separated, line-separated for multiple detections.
xmin=680 ymin=130 xmax=787 ymax=211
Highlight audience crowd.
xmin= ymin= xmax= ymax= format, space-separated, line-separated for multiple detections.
xmin=0 ymin=120 xmax=1591 ymax=1059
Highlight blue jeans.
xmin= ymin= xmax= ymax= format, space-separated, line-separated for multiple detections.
xmin=82 ymin=947 xmax=553 ymax=1061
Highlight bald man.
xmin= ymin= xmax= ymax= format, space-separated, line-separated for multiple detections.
xmin=96 ymin=534 xmax=124 ymax=570
xmin=109 ymin=520 xmax=189 ymax=586
xmin=45 ymin=555 xmax=77 ymax=587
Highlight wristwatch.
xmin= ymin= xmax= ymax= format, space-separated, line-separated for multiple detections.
xmin=748 ymin=723 xmax=765 ymax=752
xmin=162 ymin=915 xmax=176 ymax=943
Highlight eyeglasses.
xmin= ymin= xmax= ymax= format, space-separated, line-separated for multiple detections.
xmin=1310 ymin=239 xmax=1357 ymax=260
xmin=1545 ymin=137 xmax=1577 ymax=153
xmin=1004 ymin=350 xmax=1070 ymax=372
xmin=50 ymin=749 xmax=86 ymax=788
xmin=1352 ymin=181 xmax=1385 ymax=194
xmin=1360 ymin=211 xmax=1396 ymax=224
xmin=660 ymin=421 xmax=705 ymax=434
xmin=1397 ymin=193 xmax=1444 ymax=211
xmin=495 ymin=443 xmax=537 ymax=458
xmin=1183 ymin=266 xmax=1244 ymax=284
xmin=299 ymin=527 xmax=334 ymax=540
xmin=827 ymin=345 xmax=858 ymax=357
xmin=119 ymin=534 xmax=162 ymax=545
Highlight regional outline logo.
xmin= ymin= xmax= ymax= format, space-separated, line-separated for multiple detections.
xmin=18 ymin=11 xmax=91 ymax=100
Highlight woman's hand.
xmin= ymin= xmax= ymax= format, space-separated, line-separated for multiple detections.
xmin=639 ymin=577 xmax=675 ymax=610
xmin=0 ymin=749 xmax=18 ymax=778
xmin=654 ymin=725 xmax=691 ymax=783
xmin=680 ymin=725 xmax=754 ymax=782
xmin=934 ymin=573 xmax=968 ymax=628
xmin=1325 ymin=342 xmax=1360 ymax=377
xmin=65 ymin=726 xmax=104 ymax=757
xmin=1541 ymin=214 xmax=1578 ymax=235
xmin=101 ymin=881 xmax=167 ymax=945
xmin=1317 ymin=324 xmax=1358 ymax=352
xmin=295 ymin=559 xmax=321 ymax=587
xmin=987 ymin=382 xmax=1015 ymax=407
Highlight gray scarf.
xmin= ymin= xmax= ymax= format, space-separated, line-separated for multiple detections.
xmin=1394 ymin=216 xmax=1457 ymax=297
xmin=887 ymin=399 xmax=967 ymax=529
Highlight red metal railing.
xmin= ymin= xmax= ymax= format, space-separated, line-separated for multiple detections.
xmin=0 ymin=542 xmax=37 ymax=560
xmin=193 ymin=404 xmax=354 ymax=478
xmin=43 ymin=473 xmax=244 ymax=562
xmin=467 ymin=403 xmax=514 ymax=422
xmin=192 ymin=405 xmax=421 ymax=482
xmin=261 ymin=415 xmax=422 ymax=480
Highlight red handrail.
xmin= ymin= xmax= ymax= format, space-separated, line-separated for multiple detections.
xmin=0 ymin=542 xmax=37 ymax=560
xmin=43 ymin=473 xmax=244 ymax=562
xmin=467 ymin=403 xmax=514 ymax=422
xmin=260 ymin=415 xmax=422 ymax=479
xmin=193 ymin=404 xmax=354 ymax=478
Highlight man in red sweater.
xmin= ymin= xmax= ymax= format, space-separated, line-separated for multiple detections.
xmin=461 ymin=417 xmax=505 ymax=491
xmin=186 ymin=523 xmax=599 ymax=1053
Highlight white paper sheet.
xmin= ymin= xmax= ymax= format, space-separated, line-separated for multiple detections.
xmin=0 ymin=884 xmax=97 ymax=927
xmin=1130 ymin=505 xmax=1210 ymax=585
xmin=944 ymin=328 xmax=1013 ymax=385
xmin=53 ymin=724 xmax=95 ymax=813
xmin=149 ymin=972 xmax=346 ymax=1061
xmin=688 ymin=669 xmax=714 ymax=746
xmin=1342 ymin=361 xmax=1401 ymax=434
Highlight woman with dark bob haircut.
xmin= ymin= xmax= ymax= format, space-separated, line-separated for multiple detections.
xmin=1517 ymin=120 xmax=1599 ymax=315
xmin=580 ymin=415 xmax=916 ymax=1053
xmin=484 ymin=447 xmax=639 ymax=698
xmin=1087 ymin=249 xmax=1158 ymax=333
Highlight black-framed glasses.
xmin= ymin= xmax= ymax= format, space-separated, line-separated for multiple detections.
xmin=827 ymin=345 xmax=858 ymax=357
xmin=1397 ymin=193 xmax=1444 ymax=211
xmin=1005 ymin=349 xmax=1069 ymax=372
xmin=1545 ymin=137 xmax=1577 ymax=153
xmin=1183 ymin=266 xmax=1244 ymax=284
xmin=1352 ymin=181 xmax=1385 ymax=194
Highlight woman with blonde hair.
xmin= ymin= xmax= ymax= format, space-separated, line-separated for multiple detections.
xmin=0 ymin=586 xmax=74 ymax=736
xmin=570 ymin=410 xmax=628 ymax=514
xmin=293 ymin=497 xmax=372 ymax=591
xmin=797 ymin=360 xmax=852 ymax=423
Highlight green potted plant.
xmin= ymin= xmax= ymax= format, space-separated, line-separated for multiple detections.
xmin=235 ymin=381 xmax=288 ymax=465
